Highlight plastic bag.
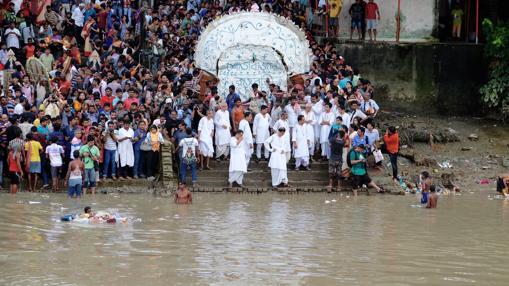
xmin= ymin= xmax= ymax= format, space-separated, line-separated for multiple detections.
xmin=373 ymin=149 xmax=383 ymax=163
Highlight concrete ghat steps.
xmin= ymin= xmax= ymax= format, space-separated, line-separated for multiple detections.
xmin=184 ymin=158 xmax=332 ymax=189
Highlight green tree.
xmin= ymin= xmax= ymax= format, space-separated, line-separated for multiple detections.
xmin=480 ymin=19 xmax=509 ymax=117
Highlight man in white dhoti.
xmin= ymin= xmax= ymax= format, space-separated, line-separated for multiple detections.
xmin=238 ymin=112 xmax=254 ymax=169
xmin=292 ymin=115 xmax=310 ymax=171
xmin=214 ymin=103 xmax=231 ymax=161
xmin=117 ymin=120 xmax=135 ymax=179
xmin=319 ymin=102 xmax=334 ymax=160
xmin=301 ymin=103 xmax=316 ymax=160
xmin=253 ymin=105 xmax=271 ymax=163
xmin=311 ymin=94 xmax=323 ymax=154
xmin=265 ymin=127 xmax=290 ymax=188
xmin=198 ymin=110 xmax=215 ymax=170
xmin=228 ymin=130 xmax=247 ymax=188
xmin=273 ymin=111 xmax=291 ymax=162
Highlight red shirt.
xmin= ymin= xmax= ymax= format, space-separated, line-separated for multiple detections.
xmin=124 ymin=97 xmax=139 ymax=109
xmin=365 ymin=2 xmax=379 ymax=20
xmin=25 ymin=44 xmax=35 ymax=58
xmin=100 ymin=95 xmax=114 ymax=107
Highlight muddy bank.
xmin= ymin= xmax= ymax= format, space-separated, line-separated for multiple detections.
xmin=373 ymin=111 xmax=509 ymax=192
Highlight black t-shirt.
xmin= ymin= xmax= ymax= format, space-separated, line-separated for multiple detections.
xmin=329 ymin=135 xmax=345 ymax=162
xmin=350 ymin=3 xmax=364 ymax=20
xmin=165 ymin=118 xmax=181 ymax=136
xmin=6 ymin=125 xmax=22 ymax=143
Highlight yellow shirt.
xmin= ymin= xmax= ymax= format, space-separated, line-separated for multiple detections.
xmin=33 ymin=118 xmax=40 ymax=127
xmin=24 ymin=141 xmax=43 ymax=162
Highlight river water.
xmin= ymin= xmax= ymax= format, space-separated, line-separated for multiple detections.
xmin=0 ymin=191 xmax=508 ymax=285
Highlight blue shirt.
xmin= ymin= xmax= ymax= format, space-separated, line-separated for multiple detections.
xmin=49 ymin=130 xmax=65 ymax=147
xmin=37 ymin=125 xmax=50 ymax=140
xmin=339 ymin=78 xmax=351 ymax=89
xmin=352 ymin=134 xmax=368 ymax=148
xmin=226 ymin=93 xmax=240 ymax=112
xmin=133 ymin=129 xmax=147 ymax=151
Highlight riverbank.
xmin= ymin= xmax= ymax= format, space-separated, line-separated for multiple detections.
xmin=1 ymin=114 xmax=506 ymax=195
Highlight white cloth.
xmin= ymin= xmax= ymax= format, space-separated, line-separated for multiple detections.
xmin=216 ymin=144 xmax=229 ymax=158
xmin=229 ymin=171 xmax=245 ymax=184
xmin=117 ymin=127 xmax=134 ymax=167
xmin=214 ymin=109 xmax=231 ymax=146
xmin=198 ymin=117 xmax=214 ymax=157
xmin=253 ymin=113 xmax=271 ymax=144
xmin=4 ymin=28 xmax=21 ymax=49
xmin=319 ymin=111 xmax=335 ymax=143
xmin=238 ymin=119 xmax=253 ymax=164
xmin=340 ymin=112 xmax=351 ymax=129
xmin=312 ymin=100 xmax=323 ymax=142
xmin=284 ymin=104 xmax=300 ymax=128
xmin=292 ymin=124 xmax=309 ymax=159
xmin=72 ymin=7 xmax=84 ymax=27
xmin=273 ymin=119 xmax=291 ymax=153
xmin=271 ymin=168 xmax=288 ymax=187
xmin=264 ymin=134 xmax=289 ymax=171
xmin=229 ymin=137 xmax=247 ymax=173
xmin=301 ymin=110 xmax=316 ymax=146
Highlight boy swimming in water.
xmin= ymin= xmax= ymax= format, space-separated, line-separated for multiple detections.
xmin=427 ymin=185 xmax=438 ymax=209
xmin=175 ymin=182 xmax=192 ymax=204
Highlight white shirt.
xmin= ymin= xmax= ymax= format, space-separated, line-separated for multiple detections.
xmin=72 ymin=7 xmax=85 ymax=27
xmin=179 ymin=137 xmax=199 ymax=158
xmin=46 ymin=143 xmax=64 ymax=167
xmin=14 ymin=103 xmax=23 ymax=115
xmin=4 ymin=28 xmax=21 ymax=49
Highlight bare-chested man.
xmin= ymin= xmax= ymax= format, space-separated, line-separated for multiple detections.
xmin=426 ymin=186 xmax=438 ymax=209
xmin=64 ymin=150 xmax=85 ymax=198
xmin=175 ymin=182 xmax=192 ymax=204
xmin=497 ymin=173 xmax=509 ymax=196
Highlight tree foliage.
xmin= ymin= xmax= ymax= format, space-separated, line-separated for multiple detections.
xmin=480 ymin=19 xmax=509 ymax=116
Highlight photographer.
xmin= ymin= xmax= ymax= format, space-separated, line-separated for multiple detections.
xmin=101 ymin=121 xmax=118 ymax=180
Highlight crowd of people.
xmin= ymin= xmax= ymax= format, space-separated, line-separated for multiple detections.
xmin=0 ymin=0 xmax=397 ymax=197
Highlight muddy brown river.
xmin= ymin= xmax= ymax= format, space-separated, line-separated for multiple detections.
xmin=0 ymin=191 xmax=508 ymax=285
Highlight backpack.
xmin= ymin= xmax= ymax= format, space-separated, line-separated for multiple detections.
xmin=346 ymin=148 xmax=356 ymax=168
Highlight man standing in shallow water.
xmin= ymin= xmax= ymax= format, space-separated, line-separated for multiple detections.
xmin=175 ymin=182 xmax=192 ymax=204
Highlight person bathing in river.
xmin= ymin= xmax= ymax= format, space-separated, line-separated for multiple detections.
xmin=64 ymin=150 xmax=85 ymax=198
xmin=420 ymin=171 xmax=433 ymax=204
xmin=175 ymin=182 xmax=193 ymax=204
xmin=426 ymin=185 xmax=438 ymax=208
xmin=497 ymin=173 xmax=509 ymax=197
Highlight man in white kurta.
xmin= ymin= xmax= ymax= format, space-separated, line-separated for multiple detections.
xmin=253 ymin=105 xmax=271 ymax=161
xmin=214 ymin=103 xmax=231 ymax=160
xmin=198 ymin=110 xmax=215 ymax=169
xmin=273 ymin=111 xmax=291 ymax=162
xmin=238 ymin=112 xmax=254 ymax=168
xmin=284 ymin=96 xmax=300 ymax=136
xmin=311 ymin=95 xmax=323 ymax=153
xmin=117 ymin=121 xmax=135 ymax=178
xmin=319 ymin=103 xmax=334 ymax=159
xmin=264 ymin=127 xmax=290 ymax=187
xmin=228 ymin=131 xmax=247 ymax=187
xmin=302 ymin=103 xmax=316 ymax=159
xmin=292 ymin=115 xmax=310 ymax=170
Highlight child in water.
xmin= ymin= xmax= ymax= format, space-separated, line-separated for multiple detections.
xmin=420 ymin=171 xmax=432 ymax=205
xmin=427 ymin=185 xmax=438 ymax=208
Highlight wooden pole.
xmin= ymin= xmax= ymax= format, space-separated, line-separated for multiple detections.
xmin=396 ymin=0 xmax=401 ymax=43
xmin=475 ymin=0 xmax=479 ymax=44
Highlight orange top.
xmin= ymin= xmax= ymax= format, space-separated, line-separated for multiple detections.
xmin=232 ymin=106 xmax=244 ymax=126
xmin=384 ymin=132 xmax=399 ymax=154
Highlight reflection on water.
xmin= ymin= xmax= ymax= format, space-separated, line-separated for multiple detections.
xmin=0 ymin=192 xmax=508 ymax=285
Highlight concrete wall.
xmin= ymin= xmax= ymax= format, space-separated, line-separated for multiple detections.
xmin=336 ymin=0 xmax=436 ymax=41
xmin=333 ymin=42 xmax=485 ymax=115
